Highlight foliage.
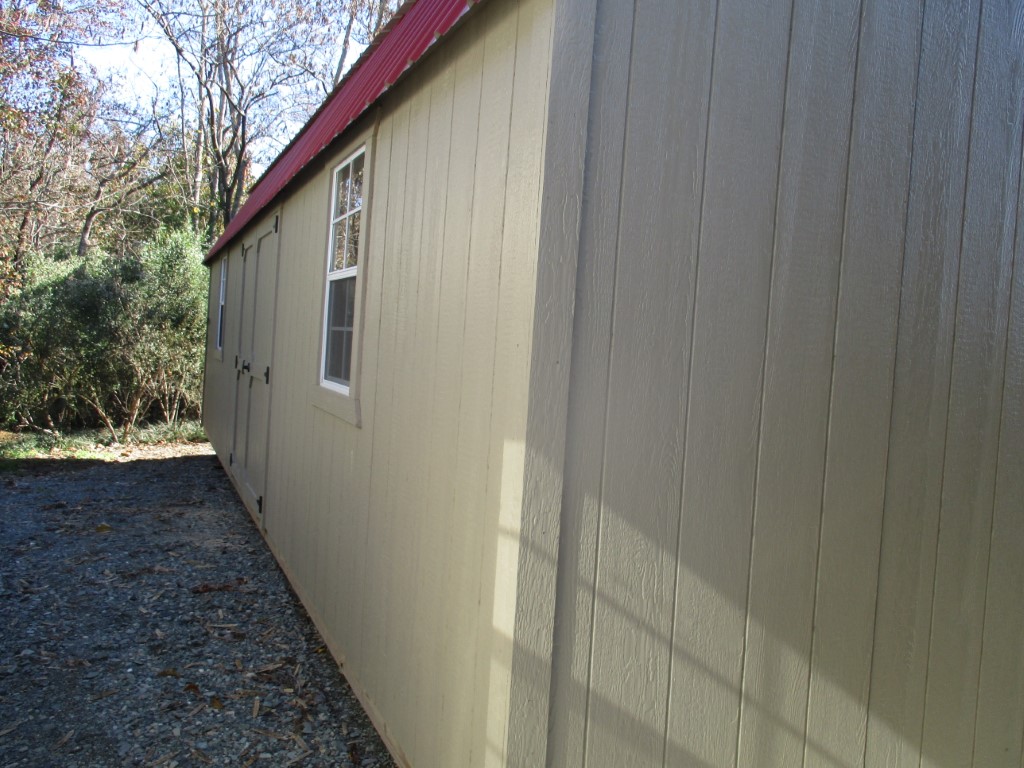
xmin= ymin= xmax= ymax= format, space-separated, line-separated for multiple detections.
xmin=0 ymin=419 xmax=206 ymax=462
xmin=0 ymin=426 xmax=117 ymax=462
xmin=0 ymin=0 xmax=399 ymax=443
xmin=0 ymin=229 xmax=207 ymax=440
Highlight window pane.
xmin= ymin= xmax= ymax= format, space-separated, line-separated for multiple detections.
xmin=346 ymin=211 xmax=360 ymax=268
xmin=324 ymin=276 xmax=356 ymax=386
xmin=217 ymin=261 xmax=226 ymax=349
xmin=342 ymin=275 xmax=355 ymax=326
xmin=340 ymin=328 xmax=352 ymax=383
xmin=323 ymin=148 xmax=365 ymax=394
xmin=332 ymin=220 xmax=346 ymax=271
xmin=334 ymin=164 xmax=351 ymax=218
xmin=326 ymin=329 xmax=344 ymax=381
xmin=350 ymin=153 xmax=364 ymax=210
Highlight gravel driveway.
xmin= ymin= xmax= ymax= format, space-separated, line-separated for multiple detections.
xmin=0 ymin=444 xmax=396 ymax=768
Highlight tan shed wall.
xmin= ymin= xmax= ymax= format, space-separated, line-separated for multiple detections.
xmin=549 ymin=0 xmax=1024 ymax=767
xmin=205 ymin=1 xmax=555 ymax=765
xmin=200 ymin=252 xmax=233 ymax=462
xmin=204 ymin=213 xmax=281 ymax=519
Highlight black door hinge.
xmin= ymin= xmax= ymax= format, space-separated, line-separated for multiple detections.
xmin=229 ymin=452 xmax=234 ymax=466
xmin=264 ymin=366 xmax=270 ymax=384
xmin=257 ymin=496 xmax=263 ymax=515
xmin=273 ymin=215 xmax=279 ymax=233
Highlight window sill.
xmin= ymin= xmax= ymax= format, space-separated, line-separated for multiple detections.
xmin=310 ymin=383 xmax=361 ymax=427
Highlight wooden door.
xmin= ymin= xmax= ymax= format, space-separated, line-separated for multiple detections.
xmin=231 ymin=217 xmax=280 ymax=524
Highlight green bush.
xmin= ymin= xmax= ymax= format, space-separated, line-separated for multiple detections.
xmin=0 ymin=229 xmax=208 ymax=440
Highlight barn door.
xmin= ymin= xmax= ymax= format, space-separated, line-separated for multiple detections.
xmin=231 ymin=216 xmax=280 ymax=525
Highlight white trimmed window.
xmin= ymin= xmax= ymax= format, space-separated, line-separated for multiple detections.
xmin=321 ymin=147 xmax=365 ymax=392
xmin=216 ymin=257 xmax=227 ymax=351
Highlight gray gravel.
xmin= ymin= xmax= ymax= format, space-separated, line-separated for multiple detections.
xmin=0 ymin=445 xmax=396 ymax=768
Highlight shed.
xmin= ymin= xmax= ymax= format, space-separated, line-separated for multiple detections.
xmin=202 ymin=0 xmax=1024 ymax=765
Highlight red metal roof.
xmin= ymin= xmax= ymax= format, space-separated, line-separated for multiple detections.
xmin=206 ymin=0 xmax=479 ymax=261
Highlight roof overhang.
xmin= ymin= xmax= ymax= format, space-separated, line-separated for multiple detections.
xmin=205 ymin=0 xmax=482 ymax=262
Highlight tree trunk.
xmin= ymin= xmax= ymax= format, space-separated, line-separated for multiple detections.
xmin=78 ymin=197 xmax=103 ymax=259
xmin=333 ymin=14 xmax=354 ymax=85
xmin=84 ymin=392 xmax=120 ymax=445
xmin=373 ymin=1 xmax=388 ymax=36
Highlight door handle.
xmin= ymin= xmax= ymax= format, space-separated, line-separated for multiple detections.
xmin=241 ymin=361 xmax=251 ymax=373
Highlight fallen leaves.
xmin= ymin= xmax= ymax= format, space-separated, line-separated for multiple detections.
xmin=190 ymin=577 xmax=246 ymax=594
xmin=252 ymin=727 xmax=292 ymax=740
xmin=0 ymin=720 xmax=24 ymax=737
xmin=285 ymin=748 xmax=312 ymax=765
xmin=15 ymin=579 xmax=43 ymax=595
xmin=121 ymin=565 xmax=175 ymax=580
xmin=53 ymin=729 xmax=75 ymax=748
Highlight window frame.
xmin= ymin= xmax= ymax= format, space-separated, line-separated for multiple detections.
xmin=318 ymin=143 xmax=367 ymax=404
xmin=215 ymin=256 xmax=227 ymax=352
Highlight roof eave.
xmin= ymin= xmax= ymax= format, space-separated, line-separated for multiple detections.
xmin=205 ymin=0 xmax=481 ymax=263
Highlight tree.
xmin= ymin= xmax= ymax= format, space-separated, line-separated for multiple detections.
xmin=137 ymin=0 xmax=393 ymax=241
xmin=0 ymin=0 xmax=189 ymax=280
xmin=73 ymin=96 xmax=170 ymax=257
xmin=0 ymin=0 xmax=401 ymax=437
xmin=332 ymin=0 xmax=400 ymax=85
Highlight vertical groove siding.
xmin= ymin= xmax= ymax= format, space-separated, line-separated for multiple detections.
xmin=552 ymin=1 xmax=1024 ymax=767
xmin=201 ymin=1 xmax=554 ymax=767
xmin=203 ymin=251 xmax=238 ymax=466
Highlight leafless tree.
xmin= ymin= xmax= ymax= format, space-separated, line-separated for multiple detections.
xmin=75 ymin=96 xmax=174 ymax=257
xmin=333 ymin=0 xmax=400 ymax=85
xmin=0 ymin=0 xmax=166 ymax=266
xmin=0 ymin=0 xmax=398 ymax=266
xmin=137 ymin=0 xmax=384 ymax=240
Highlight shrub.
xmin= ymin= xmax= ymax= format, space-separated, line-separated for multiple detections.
xmin=0 ymin=228 xmax=208 ymax=440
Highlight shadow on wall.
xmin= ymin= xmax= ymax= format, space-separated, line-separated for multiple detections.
xmin=491 ymin=348 xmax=1019 ymax=768
xmin=496 ymin=455 xmax=1020 ymax=768
xmin=486 ymin=0 xmax=1024 ymax=764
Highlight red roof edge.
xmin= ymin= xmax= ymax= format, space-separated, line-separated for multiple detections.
xmin=206 ymin=0 xmax=478 ymax=262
